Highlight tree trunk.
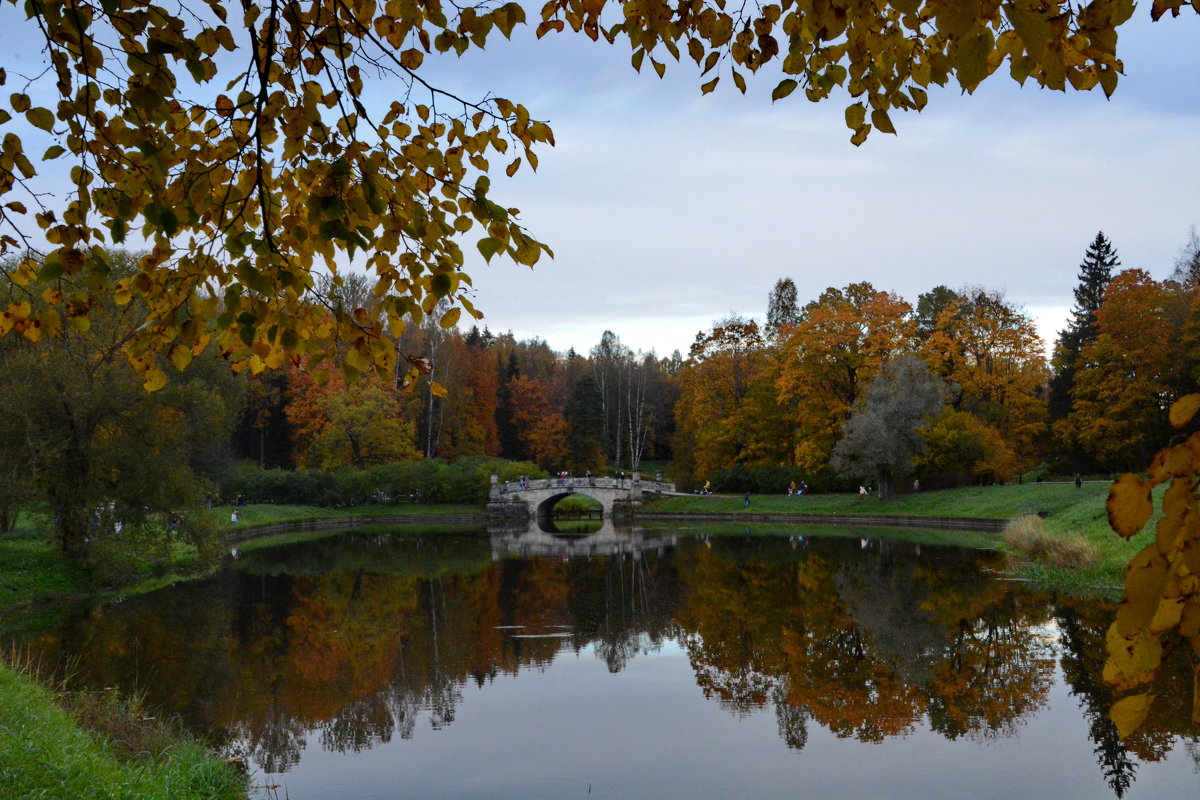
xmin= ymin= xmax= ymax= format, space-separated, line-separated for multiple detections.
xmin=876 ymin=467 xmax=894 ymax=502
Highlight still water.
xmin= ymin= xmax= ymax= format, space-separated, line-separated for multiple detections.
xmin=11 ymin=523 xmax=1200 ymax=799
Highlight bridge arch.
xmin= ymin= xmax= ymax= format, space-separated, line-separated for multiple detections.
xmin=534 ymin=490 xmax=612 ymax=520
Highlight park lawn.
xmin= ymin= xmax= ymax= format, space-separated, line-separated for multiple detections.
xmin=1 ymin=503 xmax=485 ymax=614
xmin=0 ymin=663 xmax=245 ymax=800
xmin=642 ymin=482 xmax=1151 ymax=588
xmin=222 ymin=502 xmax=482 ymax=528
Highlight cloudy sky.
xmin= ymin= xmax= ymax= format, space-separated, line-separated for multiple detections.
xmin=3 ymin=7 xmax=1195 ymax=358
xmin=413 ymin=10 xmax=1199 ymax=358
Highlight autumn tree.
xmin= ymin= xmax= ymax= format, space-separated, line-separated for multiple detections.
xmin=506 ymin=374 xmax=569 ymax=468
xmin=1061 ymin=269 xmax=1177 ymax=472
xmin=2 ymin=0 xmax=1190 ymax=386
xmin=0 ymin=255 xmax=243 ymax=558
xmin=674 ymin=315 xmax=787 ymax=481
xmin=776 ymin=282 xmax=914 ymax=475
xmin=1049 ymin=232 xmax=1119 ymax=436
xmin=921 ymin=288 xmax=1048 ymax=479
xmin=285 ymin=363 xmax=419 ymax=469
xmin=830 ymin=355 xmax=945 ymax=500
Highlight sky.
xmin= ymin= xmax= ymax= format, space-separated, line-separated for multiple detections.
xmin=3 ymin=7 xmax=1197 ymax=359
xmin=409 ymin=9 xmax=1200 ymax=358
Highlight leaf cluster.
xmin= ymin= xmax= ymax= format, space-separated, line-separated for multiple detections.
xmin=1104 ymin=393 xmax=1200 ymax=737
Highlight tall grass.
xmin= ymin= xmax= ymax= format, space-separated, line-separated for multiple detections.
xmin=0 ymin=653 xmax=246 ymax=800
xmin=1003 ymin=514 xmax=1099 ymax=569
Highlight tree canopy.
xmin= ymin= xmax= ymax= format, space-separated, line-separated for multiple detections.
xmin=1 ymin=0 xmax=1195 ymax=384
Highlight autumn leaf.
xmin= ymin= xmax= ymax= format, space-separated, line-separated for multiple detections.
xmin=1107 ymin=473 xmax=1153 ymax=539
xmin=1169 ymin=393 xmax=1200 ymax=429
xmin=1111 ymin=693 xmax=1156 ymax=739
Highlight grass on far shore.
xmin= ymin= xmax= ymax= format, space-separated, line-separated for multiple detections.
xmin=0 ymin=503 xmax=483 ymax=614
xmin=642 ymin=481 xmax=1152 ymax=588
xmin=0 ymin=659 xmax=245 ymax=800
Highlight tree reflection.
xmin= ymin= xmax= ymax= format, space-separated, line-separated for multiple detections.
xmin=10 ymin=529 xmax=1199 ymax=794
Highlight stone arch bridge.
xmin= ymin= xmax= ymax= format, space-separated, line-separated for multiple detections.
xmin=488 ymin=474 xmax=681 ymax=520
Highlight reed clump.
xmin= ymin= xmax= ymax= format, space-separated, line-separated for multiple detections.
xmin=1003 ymin=514 xmax=1099 ymax=569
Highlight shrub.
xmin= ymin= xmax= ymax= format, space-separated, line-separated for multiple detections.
xmin=1003 ymin=514 xmax=1099 ymax=569
xmin=709 ymin=464 xmax=812 ymax=494
xmin=221 ymin=458 xmax=549 ymax=507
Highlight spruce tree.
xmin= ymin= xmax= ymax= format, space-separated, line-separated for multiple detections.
xmin=1049 ymin=231 xmax=1120 ymax=425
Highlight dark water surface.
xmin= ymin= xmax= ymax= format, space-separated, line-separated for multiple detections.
xmin=10 ymin=524 xmax=1200 ymax=799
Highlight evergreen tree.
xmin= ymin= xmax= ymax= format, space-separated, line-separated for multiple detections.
xmin=766 ymin=277 xmax=800 ymax=338
xmin=914 ymin=285 xmax=960 ymax=341
xmin=495 ymin=352 xmax=522 ymax=460
xmin=1049 ymin=233 xmax=1120 ymax=430
xmin=565 ymin=374 xmax=606 ymax=471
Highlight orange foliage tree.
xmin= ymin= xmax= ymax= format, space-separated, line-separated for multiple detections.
xmin=284 ymin=362 xmax=419 ymax=469
xmin=674 ymin=315 xmax=787 ymax=480
xmin=776 ymin=283 xmax=914 ymax=475
xmin=1063 ymin=270 xmax=1180 ymax=472
xmin=921 ymin=288 xmax=1047 ymax=480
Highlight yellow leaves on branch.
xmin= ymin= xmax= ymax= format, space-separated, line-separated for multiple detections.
xmin=0 ymin=0 xmax=555 ymax=386
xmin=1105 ymin=393 xmax=1200 ymax=734
xmin=0 ymin=0 xmax=1194 ymax=388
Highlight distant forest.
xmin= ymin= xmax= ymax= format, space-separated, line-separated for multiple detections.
xmin=227 ymin=230 xmax=1200 ymax=491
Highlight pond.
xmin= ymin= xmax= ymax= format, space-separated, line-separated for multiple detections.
xmin=9 ymin=522 xmax=1200 ymax=799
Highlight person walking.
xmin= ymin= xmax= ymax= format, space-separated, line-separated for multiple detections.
xmin=743 ymin=491 xmax=751 ymax=508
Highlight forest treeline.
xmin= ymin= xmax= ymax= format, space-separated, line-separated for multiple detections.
xmin=232 ymin=229 xmax=1200 ymax=497
xmin=2 ymin=231 xmax=1198 ymax=557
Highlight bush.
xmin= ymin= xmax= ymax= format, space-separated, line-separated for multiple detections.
xmin=709 ymin=464 xmax=815 ymax=494
xmin=220 ymin=458 xmax=549 ymax=507
xmin=1003 ymin=514 xmax=1099 ymax=569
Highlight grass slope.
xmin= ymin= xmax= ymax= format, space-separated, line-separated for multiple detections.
xmin=643 ymin=482 xmax=1149 ymax=588
xmin=0 ymin=664 xmax=244 ymax=800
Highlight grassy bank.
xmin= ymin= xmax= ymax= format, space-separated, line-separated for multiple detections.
xmin=1 ymin=503 xmax=483 ymax=614
xmin=642 ymin=482 xmax=1151 ymax=588
xmin=0 ymin=662 xmax=245 ymax=800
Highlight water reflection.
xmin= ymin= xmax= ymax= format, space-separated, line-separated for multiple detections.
xmin=9 ymin=526 xmax=1200 ymax=799
xmin=489 ymin=516 xmax=677 ymax=560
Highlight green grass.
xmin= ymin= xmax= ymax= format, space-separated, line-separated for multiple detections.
xmin=643 ymin=520 xmax=1002 ymax=551
xmin=643 ymin=482 xmax=1150 ymax=588
xmin=222 ymin=502 xmax=481 ymax=527
xmin=0 ymin=503 xmax=485 ymax=615
xmin=0 ymin=662 xmax=245 ymax=800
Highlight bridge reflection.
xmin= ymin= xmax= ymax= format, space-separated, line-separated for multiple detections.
xmin=489 ymin=518 xmax=677 ymax=560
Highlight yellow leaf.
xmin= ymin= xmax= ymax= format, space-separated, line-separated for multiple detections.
xmin=345 ymin=346 xmax=369 ymax=372
xmin=400 ymin=48 xmax=424 ymax=69
xmin=1104 ymin=624 xmax=1161 ymax=691
xmin=1110 ymin=693 xmax=1155 ymax=739
xmin=439 ymin=307 xmax=461 ymax=329
xmin=1170 ymin=393 xmax=1200 ymax=429
xmin=1108 ymin=473 xmax=1153 ymax=539
xmin=169 ymin=344 xmax=193 ymax=371
xmin=26 ymin=106 xmax=54 ymax=131
xmin=430 ymin=381 xmax=448 ymax=398
xmin=1116 ymin=542 xmax=1172 ymax=637
xmin=114 ymin=280 xmax=132 ymax=306
xmin=143 ymin=368 xmax=168 ymax=392
xmin=870 ymin=109 xmax=896 ymax=135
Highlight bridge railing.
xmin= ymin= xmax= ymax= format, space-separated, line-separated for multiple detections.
xmin=496 ymin=477 xmax=676 ymax=494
